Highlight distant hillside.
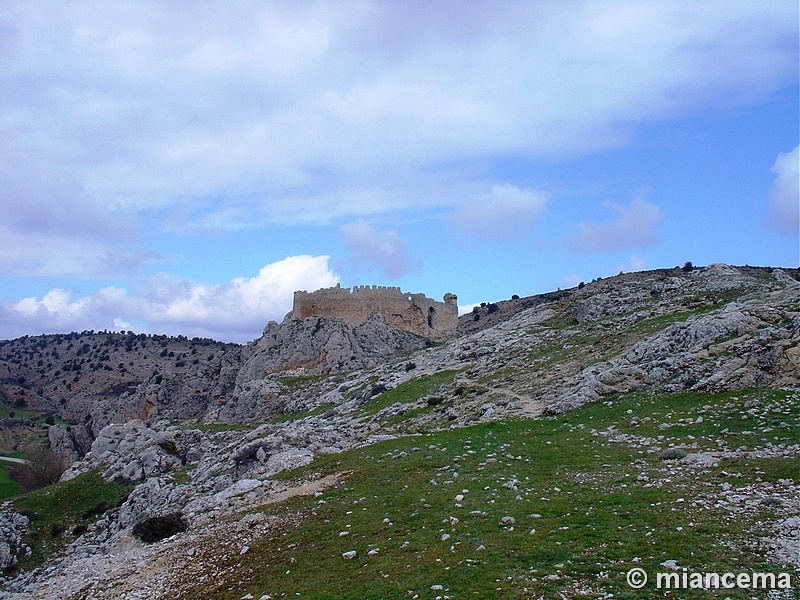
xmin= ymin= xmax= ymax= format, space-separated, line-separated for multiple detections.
xmin=0 ymin=332 xmax=240 ymax=441
xmin=0 ymin=263 xmax=798 ymax=597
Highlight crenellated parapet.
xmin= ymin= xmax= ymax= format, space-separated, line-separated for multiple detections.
xmin=292 ymin=284 xmax=458 ymax=339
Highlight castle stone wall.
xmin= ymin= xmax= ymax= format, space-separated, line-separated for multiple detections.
xmin=292 ymin=284 xmax=458 ymax=339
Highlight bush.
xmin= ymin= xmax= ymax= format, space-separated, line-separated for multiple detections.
xmin=11 ymin=446 xmax=67 ymax=493
xmin=682 ymin=261 xmax=694 ymax=273
xmin=659 ymin=447 xmax=688 ymax=460
xmin=132 ymin=513 xmax=187 ymax=543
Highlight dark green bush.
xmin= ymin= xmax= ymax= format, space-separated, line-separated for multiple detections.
xmin=659 ymin=447 xmax=688 ymax=460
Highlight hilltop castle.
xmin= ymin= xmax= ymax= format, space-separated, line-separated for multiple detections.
xmin=292 ymin=284 xmax=458 ymax=339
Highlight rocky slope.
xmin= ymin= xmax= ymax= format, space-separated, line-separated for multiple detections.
xmin=0 ymin=264 xmax=798 ymax=598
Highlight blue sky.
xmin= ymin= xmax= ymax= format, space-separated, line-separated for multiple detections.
xmin=1 ymin=1 xmax=798 ymax=342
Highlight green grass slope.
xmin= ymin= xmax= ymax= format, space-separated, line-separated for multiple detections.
xmin=178 ymin=388 xmax=799 ymax=599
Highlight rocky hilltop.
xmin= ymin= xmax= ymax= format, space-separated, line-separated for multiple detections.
xmin=0 ymin=264 xmax=798 ymax=599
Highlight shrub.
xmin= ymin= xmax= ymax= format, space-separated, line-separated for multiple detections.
xmin=132 ymin=513 xmax=187 ymax=543
xmin=81 ymin=500 xmax=111 ymax=519
xmin=11 ymin=446 xmax=67 ymax=492
xmin=659 ymin=447 xmax=688 ymax=460
xmin=682 ymin=261 xmax=694 ymax=273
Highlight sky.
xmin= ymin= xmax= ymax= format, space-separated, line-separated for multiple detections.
xmin=0 ymin=1 xmax=798 ymax=343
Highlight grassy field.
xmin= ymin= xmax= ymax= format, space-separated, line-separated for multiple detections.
xmin=179 ymin=387 xmax=799 ymax=599
xmin=0 ymin=402 xmax=44 ymax=420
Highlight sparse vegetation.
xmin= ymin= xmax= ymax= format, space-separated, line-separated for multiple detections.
xmin=10 ymin=469 xmax=131 ymax=571
xmin=359 ymin=369 xmax=462 ymax=415
xmin=183 ymin=388 xmax=799 ymax=599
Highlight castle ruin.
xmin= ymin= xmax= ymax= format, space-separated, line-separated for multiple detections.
xmin=292 ymin=284 xmax=458 ymax=339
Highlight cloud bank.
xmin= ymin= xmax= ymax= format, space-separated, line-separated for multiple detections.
xmin=0 ymin=2 xmax=796 ymax=339
xmin=1 ymin=2 xmax=795 ymax=251
xmin=1 ymin=256 xmax=339 ymax=343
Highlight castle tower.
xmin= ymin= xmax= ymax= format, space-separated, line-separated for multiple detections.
xmin=292 ymin=286 xmax=458 ymax=339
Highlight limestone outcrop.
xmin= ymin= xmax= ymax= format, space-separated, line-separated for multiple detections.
xmin=239 ymin=313 xmax=427 ymax=380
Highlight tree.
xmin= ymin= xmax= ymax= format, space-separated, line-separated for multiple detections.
xmin=11 ymin=445 xmax=68 ymax=492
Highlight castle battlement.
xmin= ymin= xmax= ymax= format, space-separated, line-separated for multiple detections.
xmin=292 ymin=284 xmax=458 ymax=339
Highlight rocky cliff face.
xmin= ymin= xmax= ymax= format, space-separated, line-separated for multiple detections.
xmin=215 ymin=313 xmax=428 ymax=422
xmin=0 ymin=264 xmax=798 ymax=597
xmin=237 ymin=313 xmax=427 ymax=380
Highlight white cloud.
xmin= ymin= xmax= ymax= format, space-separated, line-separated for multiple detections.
xmin=0 ymin=255 xmax=339 ymax=343
xmin=453 ymin=184 xmax=548 ymax=240
xmin=768 ymin=145 xmax=799 ymax=234
xmin=1 ymin=1 xmax=795 ymax=235
xmin=567 ymin=198 xmax=663 ymax=253
xmin=340 ymin=220 xmax=420 ymax=278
